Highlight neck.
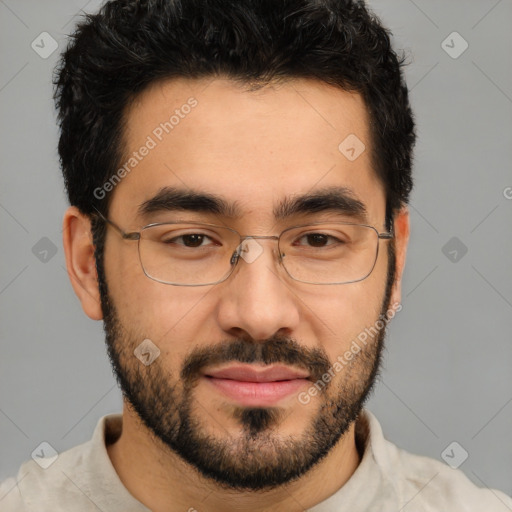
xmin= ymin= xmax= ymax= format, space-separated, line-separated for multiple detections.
xmin=107 ymin=403 xmax=362 ymax=512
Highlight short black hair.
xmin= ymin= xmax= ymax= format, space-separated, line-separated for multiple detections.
xmin=54 ymin=0 xmax=415 ymax=229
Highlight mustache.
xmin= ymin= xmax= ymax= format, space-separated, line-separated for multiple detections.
xmin=180 ymin=335 xmax=331 ymax=385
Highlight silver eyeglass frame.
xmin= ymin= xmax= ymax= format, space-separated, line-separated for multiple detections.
xmin=91 ymin=209 xmax=394 ymax=286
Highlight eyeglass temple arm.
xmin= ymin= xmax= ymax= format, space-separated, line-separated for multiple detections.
xmin=378 ymin=222 xmax=394 ymax=239
xmin=91 ymin=207 xmax=140 ymax=240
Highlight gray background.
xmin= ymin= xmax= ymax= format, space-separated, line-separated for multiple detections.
xmin=1 ymin=0 xmax=511 ymax=500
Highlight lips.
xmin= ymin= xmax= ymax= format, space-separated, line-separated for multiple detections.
xmin=202 ymin=364 xmax=311 ymax=406
xmin=203 ymin=364 xmax=310 ymax=382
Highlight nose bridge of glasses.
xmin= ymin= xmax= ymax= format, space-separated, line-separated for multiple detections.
xmin=234 ymin=235 xmax=281 ymax=266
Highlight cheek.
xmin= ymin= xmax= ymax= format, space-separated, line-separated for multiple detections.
xmin=303 ymin=255 xmax=389 ymax=364
xmin=103 ymin=241 xmax=210 ymax=347
xmin=107 ymin=283 xmax=212 ymax=377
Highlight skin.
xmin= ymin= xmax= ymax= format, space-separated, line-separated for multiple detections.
xmin=63 ymin=77 xmax=409 ymax=512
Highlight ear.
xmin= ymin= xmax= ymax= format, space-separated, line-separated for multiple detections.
xmin=389 ymin=206 xmax=410 ymax=308
xmin=62 ymin=206 xmax=103 ymax=320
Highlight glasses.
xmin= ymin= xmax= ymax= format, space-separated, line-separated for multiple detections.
xmin=93 ymin=211 xmax=393 ymax=286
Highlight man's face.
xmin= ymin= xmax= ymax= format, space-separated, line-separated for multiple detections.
xmin=99 ymin=78 xmax=398 ymax=490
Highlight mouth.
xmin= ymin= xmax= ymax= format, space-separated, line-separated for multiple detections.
xmin=202 ymin=364 xmax=311 ymax=406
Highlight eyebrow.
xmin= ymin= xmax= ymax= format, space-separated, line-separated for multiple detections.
xmin=137 ymin=185 xmax=368 ymax=223
xmin=137 ymin=187 xmax=242 ymax=218
xmin=274 ymin=186 xmax=368 ymax=223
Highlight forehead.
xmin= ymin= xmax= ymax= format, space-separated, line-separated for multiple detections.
xmin=111 ymin=77 xmax=385 ymax=226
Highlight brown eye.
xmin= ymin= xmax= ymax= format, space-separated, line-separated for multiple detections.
xmin=161 ymin=233 xmax=211 ymax=247
xmin=180 ymin=234 xmax=206 ymax=247
xmin=293 ymin=233 xmax=343 ymax=248
xmin=305 ymin=234 xmax=329 ymax=247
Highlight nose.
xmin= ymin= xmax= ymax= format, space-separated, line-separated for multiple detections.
xmin=215 ymin=237 xmax=301 ymax=341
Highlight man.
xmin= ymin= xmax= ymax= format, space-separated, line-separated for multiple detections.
xmin=1 ymin=0 xmax=510 ymax=510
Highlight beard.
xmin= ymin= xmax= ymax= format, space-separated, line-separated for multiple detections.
xmin=96 ymin=236 xmax=396 ymax=491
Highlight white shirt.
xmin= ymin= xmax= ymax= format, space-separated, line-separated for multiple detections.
xmin=1 ymin=409 xmax=511 ymax=511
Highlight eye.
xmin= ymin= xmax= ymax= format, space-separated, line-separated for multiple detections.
xmin=294 ymin=233 xmax=346 ymax=248
xmin=171 ymin=234 xmax=210 ymax=247
xmin=161 ymin=233 xmax=218 ymax=248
